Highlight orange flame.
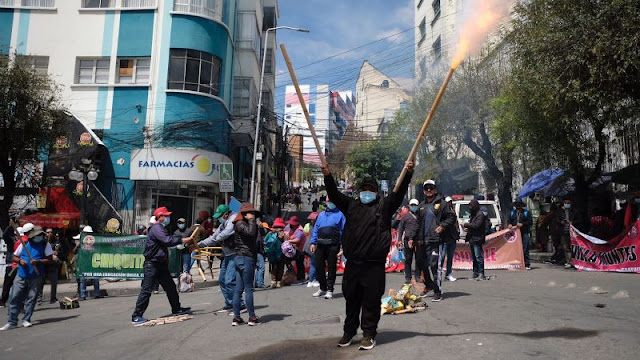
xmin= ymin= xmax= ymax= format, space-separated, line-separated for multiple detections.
xmin=451 ymin=1 xmax=513 ymax=69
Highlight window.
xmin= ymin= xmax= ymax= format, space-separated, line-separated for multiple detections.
xmin=432 ymin=0 xmax=441 ymax=23
xmin=81 ymin=0 xmax=114 ymax=8
xmin=236 ymin=12 xmax=260 ymax=58
xmin=232 ymin=77 xmax=256 ymax=117
xmin=263 ymin=48 xmax=274 ymax=74
xmin=419 ymin=18 xmax=426 ymax=43
xmin=121 ymin=0 xmax=156 ymax=7
xmin=261 ymin=90 xmax=272 ymax=112
xmin=417 ymin=0 xmax=424 ymax=8
xmin=432 ymin=35 xmax=442 ymax=62
xmin=21 ymin=0 xmax=56 ymax=7
xmin=76 ymin=58 xmax=110 ymax=84
xmin=168 ymin=49 xmax=222 ymax=96
xmin=381 ymin=80 xmax=389 ymax=88
xmin=174 ymin=0 xmax=223 ymax=22
xmin=117 ymin=58 xmax=150 ymax=84
xmin=17 ymin=56 xmax=49 ymax=77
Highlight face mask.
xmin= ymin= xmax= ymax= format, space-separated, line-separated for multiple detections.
xmin=410 ymin=205 xmax=418 ymax=213
xmin=163 ymin=216 xmax=171 ymax=226
xmin=33 ymin=235 xmax=44 ymax=243
xmin=178 ymin=224 xmax=186 ymax=230
xmin=564 ymin=204 xmax=571 ymax=209
xmin=360 ymin=191 xmax=377 ymax=205
xmin=327 ymin=202 xmax=336 ymax=210
xmin=219 ymin=218 xmax=226 ymax=227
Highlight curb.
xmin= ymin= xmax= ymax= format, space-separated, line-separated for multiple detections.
xmin=49 ymin=279 xmax=220 ymax=301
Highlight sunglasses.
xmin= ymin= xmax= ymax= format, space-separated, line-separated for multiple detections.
xmin=424 ymin=186 xmax=436 ymax=190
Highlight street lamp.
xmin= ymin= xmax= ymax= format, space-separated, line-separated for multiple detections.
xmin=250 ymin=26 xmax=310 ymax=207
xmin=69 ymin=158 xmax=99 ymax=228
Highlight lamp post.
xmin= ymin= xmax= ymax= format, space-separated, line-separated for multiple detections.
xmin=249 ymin=26 xmax=309 ymax=207
xmin=68 ymin=158 xmax=99 ymax=228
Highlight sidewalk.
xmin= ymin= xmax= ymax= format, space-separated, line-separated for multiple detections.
xmin=1 ymin=263 xmax=221 ymax=301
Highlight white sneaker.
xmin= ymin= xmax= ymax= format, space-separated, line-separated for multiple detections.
xmin=313 ymin=281 xmax=320 ymax=287
xmin=22 ymin=320 xmax=32 ymax=328
xmin=0 ymin=323 xmax=16 ymax=331
xmin=307 ymin=281 xmax=314 ymax=288
xmin=324 ymin=291 xmax=333 ymax=299
xmin=445 ymin=275 xmax=457 ymax=282
xmin=312 ymin=290 xmax=326 ymax=297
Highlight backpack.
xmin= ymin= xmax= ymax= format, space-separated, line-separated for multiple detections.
xmin=263 ymin=232 xmax=282 ymax=262
xmin=484 ymin=216 xmax=494 ymax=235
xmin=178 ymin=273 xmax=195 ymax=293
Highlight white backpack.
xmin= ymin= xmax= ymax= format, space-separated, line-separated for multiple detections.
xmin=178 ymin=273 xmax=195 ymax=293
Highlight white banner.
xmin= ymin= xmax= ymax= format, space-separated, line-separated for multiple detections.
xmin=130 ymin=148 xmax=233 ymax=183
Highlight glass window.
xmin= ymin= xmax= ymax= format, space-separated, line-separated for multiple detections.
xmin=76 ymin=58 xmax=110 ymax=84
xmin=432 ymin=35 xmax=442 ymax=62
xmin=458 ymin=203 xmax=497 ymax=220
xmin=237 ymin=12 xmax=260 ymax=57
xmin=117 ymin=58 xmax=151 ymax=84
xmin=17 ymin=56 xmax=49 ymax=77
xmin=419 ymin=18 xmax=426 ymax=42
xmin=168 ymin=49 xmax=221 ymax=96
xmin=21 ymin=0 xmax=56 ymax=8
xmin=82 ymin=0 xmax=114 ymax=8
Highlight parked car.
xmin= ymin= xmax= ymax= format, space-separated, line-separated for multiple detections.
xmin=453 ymin=200 xmax=502 ymax=238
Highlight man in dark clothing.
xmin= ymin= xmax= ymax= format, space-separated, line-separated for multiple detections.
xmin=417 ymin=180 xmax=456 ymax=302
xmin=0 ymin=225 xmax=18 ymax=307
xmin=131 ymin=207 xmax=194 ymax=325
xmin=397 ymin=198 xmax=421 ymax=284
xmin=464 ymin=199 xmax=487 ymax=279
xmin=558 ymin=198 xmax=580 ymax=269
xmin=323 ymin=161 xmax=413 ymax=351
xmin=508 ymin=200 xmax=533 ymax=270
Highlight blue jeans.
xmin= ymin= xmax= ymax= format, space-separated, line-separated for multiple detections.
xmin=308 ymin=253 xmax=316 ymax=282
xmin=182 ymin=251 xmax=196 ymax=274
xmin=219 ymin=255 xmax=238 ymax=308
xmin=470 ymin=243 xmax=485 ymax=277
xmin=8 ymin=275 xmax=42 ymax=325
xmin=255 ymin=253 xmax=266 ymax=287
xmin=522 ymin=232 xmax=531 ymax=267
xmin=438 ymin=242 xmax=457 ymax=278
xmin=79 ymin=278 xmax=100 ymax=298
xmin=233 ymin=256 xmax=256 ymax=318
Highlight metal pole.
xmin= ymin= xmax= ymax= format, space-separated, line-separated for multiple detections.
xmin=81 ymin=172 xmax=88 ymax=227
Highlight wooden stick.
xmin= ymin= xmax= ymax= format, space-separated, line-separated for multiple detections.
xmin=393 ymin=67 xmax=456 ymax=193
xmin=9 ymin=220 xmax=39 ymax=275
xmin=280 ymin=44 xmax=327 ymax=167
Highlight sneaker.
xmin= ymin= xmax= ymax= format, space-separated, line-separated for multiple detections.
xmin=0 ymin=302 xmax=5 ymax=308
xmin=307 ymin=281 xmax=314 ymax=288
xmin=0 ymin=323 xmax=16 ymax=331
xmin=232 ymin=317 xmax=245 ymax=326
xmin=445 ymin=275 xmax=457 ymax=282
xmin=228 ymin=307 xmax=248 ymax=316
xmin=420 ymin=289 xmax=433 ymax=298
xmin=564 ymin=263 xmax=574 ymax=269
xmin=432 ymin=293 xmax=443 ymax=302
xmin=337 ymin=333 xmax=355 ymax=347
xmin=313 ymin=281 xmax=320 ymax=287
xmin=217 ymin=306 xmax=233 ymax=313
xmin=276 ymin=282 xmax=282 ymax=288
xmin=22 ymin=320 xmax=32 ymax=328
xmin=173 ymin=307 xmax=192 ymax=316
xmin=313 ymin=290 xmax=327 ymax=297
xmin=131 ymin=316 xmax=149 ymax=325
xmin=248 ymin=316 xmax=261 ymax=326
xmin=476 ymin=275 xmax=487 ymax=281
xmin=359 ymin=336 xmax=376 ymax=350
xmin=324 ymin=291 xmax=333 ymax=299
xmin=49 ymin=299 xmax=58 ymax=304
xmin=525 ymin=267 xmax=532 ymax=270
xmin=153 ymin=290 xmax=160 ymax=294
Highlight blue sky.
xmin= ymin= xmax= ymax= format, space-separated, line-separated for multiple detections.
xmin=272 ymin=0 xmax=415 ymax=115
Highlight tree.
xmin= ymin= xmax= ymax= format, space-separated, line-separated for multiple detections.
xmin=346 ymin=136 xmax=405 ymax=184
xmin=504 ymin=0 xmax=640 ymax=217
xmin=0 ymin=55 xmax=66 ymax=227
xmin=327 ymin=123 xmax=371 ymax=184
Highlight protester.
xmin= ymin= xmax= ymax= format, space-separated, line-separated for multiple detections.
xmin=1 ymin=226 xmax=53 ymax=330
xmin=535 ymin=210 xmax=551 ymax=252
xmin=309 ymin=201 xmax=345 ymax=299
xmin=73 ymin=226 xmax=103 ymax=300
xmin=284 ymin=216 xmax=306 ymax=282
xmin=131 ymin=207 xmax=193 ymax=325
xmin=546 ymin=203 xmax=565 ymax=264
xmin=174 ymin=218 xmax=194 ymax=274
xmin=199 ymin=204 xmax=243 ymax=313
xmin=508 ymin=200 xmax=532 ymax=270
xmin=312 ymin=198 xmax=320 ymax=212
xmin=464 ymin=199 xmax=487 ymax=280
xmin=439 ymin=196 xmax=460 ymax=283
xmin=264 ymin=218 xmax=287 ymax=288
xmin=0 ymin=223 xmax=28 ymax=308
xmin=230 ymin=203 xmax=262 ymax=326
xmin=558 ymin=197 xmax=579 ymax=269
xmin=397 ymin=198 xmax=421 ymax=284
xmin=37 ymin=228 xmax=65 ymax=304
xmin=417 ymin=180 xmax=455 ymax=301
xmin=322 ymin=160 xmax=413 ymax=350
xmin=305 ymin=212 xmax=320 ymax=288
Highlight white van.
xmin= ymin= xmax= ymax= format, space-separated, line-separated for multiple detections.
xmin=453 ymin=200 xmax=502 ymax=237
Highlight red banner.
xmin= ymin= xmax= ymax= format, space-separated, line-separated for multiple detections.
xmin=570 ymin=221 xmax=640 ymax=273
xmin=452 ymin=228 xmax=525 ymax=271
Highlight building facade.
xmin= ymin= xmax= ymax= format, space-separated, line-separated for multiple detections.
xmin=0 ymin=0 xmax=277 ymax=231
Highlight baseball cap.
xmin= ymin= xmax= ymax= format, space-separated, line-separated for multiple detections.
xmin=22 ymin=223 xmax=34 ymax=233
xmin=445 ymin=196 xmax=452 ymax=203
xmin=28 ymin=226 xmax=45 ymax=239
xmin=409 ymin=199 xmax=419 ymax=206
xmin=153 ymin=206 xmax=172 ymax=218
xmin=177 ymin=218 xmax=186 ymax=223
xmin=213 ymin=204 xmax=230 ymax=218
xmin=358 ymin=177 xmax=379 ymax=192
xmin=423 ymin=179 xmax=436 ymax=188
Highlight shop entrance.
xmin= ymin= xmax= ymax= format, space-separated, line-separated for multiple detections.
xmin=156 ymin=194 xmax=193 ymax=232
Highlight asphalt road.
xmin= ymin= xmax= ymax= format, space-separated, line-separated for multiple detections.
xmin=1 ymin=265 xmax=638 ymax=360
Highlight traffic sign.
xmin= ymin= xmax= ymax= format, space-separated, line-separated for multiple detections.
xmin=220 ymin=180 xmax=234 ymax=193
xmin=219 ymin=163 xmax=233 ymax=181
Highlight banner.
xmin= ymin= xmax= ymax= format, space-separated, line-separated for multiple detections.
xmin=570 ymin=221 xmax=640 ymax=273
xmin=76 ymin=233 xmax=181 ymax=279
xmin=452 ymin=228 xmax=525 ymax=271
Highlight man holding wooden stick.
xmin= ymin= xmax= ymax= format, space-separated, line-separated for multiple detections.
xmin=322 ymin=161 xmax=413 ymax=350
xmin=131 ymin=207 xmax=195 ymax=325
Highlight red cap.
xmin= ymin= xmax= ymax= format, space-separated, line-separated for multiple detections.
xmin=272 ymin=218 xmax=286 ymax=228
xmin=153 ymin=206 xmax=172 ymax=218
xmin=287 ymin=216 xmax=300 ymax=226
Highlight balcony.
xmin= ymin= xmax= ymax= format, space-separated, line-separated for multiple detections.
xmin=173 ymin=0 xmax=224 ymax=23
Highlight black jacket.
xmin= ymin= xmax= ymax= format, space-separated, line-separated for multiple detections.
xmin=233 ymin=218 xmax=258 ymax=258
xmin=508 ymin=209 xmax=533 ymax=234
xmin=397 ymin=211 xmax=420 ymax=247
xmin=418 ymin=194 xmax=456 ymax=244
xmin=465 ymin=211 xmax=487 ymax=244
xmin=325 ymin=172 xmax=412 ymax=263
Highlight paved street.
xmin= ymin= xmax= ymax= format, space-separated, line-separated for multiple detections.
xmin=1 ymin=265 xmax=638 ymax=360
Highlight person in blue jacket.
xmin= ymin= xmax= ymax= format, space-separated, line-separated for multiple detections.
xmin=309 ymin=197 xmax=346 ymax=300
xmin=508 ymin=200 xmax=533 ymax=270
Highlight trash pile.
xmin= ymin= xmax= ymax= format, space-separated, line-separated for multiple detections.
xmin=380 ymin=284 xmax=427 ymax=315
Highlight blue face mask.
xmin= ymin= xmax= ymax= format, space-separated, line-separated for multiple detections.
xmin=33 ymin=235 xmax=44 ymax=243
xmin=218 ymin=217 xmax=226 ymax=227
xmin=163 ymin=216 xmax=171 ymax=226
xmin=564 ymin=204 xmax=571 ymax=209
xmin=360 ymin=191 xmax=377 ymax=205
xmin=410 ymin=205 xmax=419 ymax=213
xmin=178 ymin=224 xmax=186 ymax=230
xmin=327 ymin=202 xmax=336 ymax=210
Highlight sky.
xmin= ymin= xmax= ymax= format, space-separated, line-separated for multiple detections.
xmin=272 ymin=0 xmax=416 ymax=117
